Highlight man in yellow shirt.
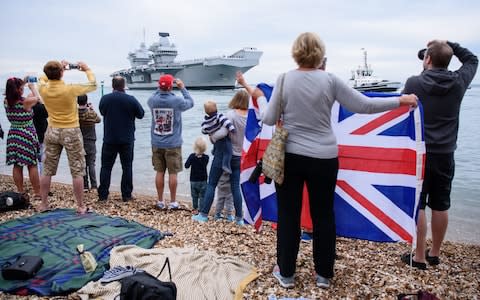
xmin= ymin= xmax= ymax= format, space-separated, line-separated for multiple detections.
xmin=38 ymin=60 xmax=97 ymax=214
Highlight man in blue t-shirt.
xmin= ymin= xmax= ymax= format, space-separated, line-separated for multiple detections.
xmin=98 ymin=76 xmax=145 ymax=202
xmin=147 ymin=74 xmax=194 ymax=210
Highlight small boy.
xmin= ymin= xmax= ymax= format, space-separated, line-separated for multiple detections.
xmin=214 ymin=171 xmax=235 ymax=221
xmin=201 ymin=100 xmax=235 ymax=174
xmin=184 ymin=137 xmax=209 ymax=214
xmin=77 ymin=94 xmax=101 ymax=191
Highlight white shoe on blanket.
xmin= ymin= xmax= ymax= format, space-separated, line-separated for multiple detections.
xmin=99 ymin=266 xmax=143 ymax=283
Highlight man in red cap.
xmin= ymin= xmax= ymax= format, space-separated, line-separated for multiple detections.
xmin=147 ymin=75 xmax=194 ymax=210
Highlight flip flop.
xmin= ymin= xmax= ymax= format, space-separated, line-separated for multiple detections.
xmin=425 ymin=249 xmax=440 ymax=266
xmin=77 ymin=207 xmax=94 ymax=215
xmin=36 ymin=205 xmax=51 ymax=213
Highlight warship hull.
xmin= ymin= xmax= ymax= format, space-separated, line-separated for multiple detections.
xmin=122 ymin=65 xmax=257 ymax=90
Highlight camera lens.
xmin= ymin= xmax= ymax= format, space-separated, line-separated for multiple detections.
xmin=248 ymin=160 xmax=263 ymax=183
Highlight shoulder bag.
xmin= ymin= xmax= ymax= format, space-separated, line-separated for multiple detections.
xmin=262 ymin=73 xmax=288 ymax=185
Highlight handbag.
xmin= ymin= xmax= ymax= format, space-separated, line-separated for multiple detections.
xmin=262 ymin=73 xmax=288 ymax=185
xmin=0 ymin=191 xmax=30 ymax=212
xmin=2 ymin=256 xmax=44 ymax=280
xmin=119 ymin=257 xmax=177 ymax=300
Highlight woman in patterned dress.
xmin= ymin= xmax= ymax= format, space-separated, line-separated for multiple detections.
xmin=4 ymin=77 xmax=43 ymax=200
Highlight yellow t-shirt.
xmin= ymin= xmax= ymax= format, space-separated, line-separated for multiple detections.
xmin=39 ymin=70 xmax=97 ymax=128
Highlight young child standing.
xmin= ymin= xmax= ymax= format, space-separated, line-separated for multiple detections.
xmin=201 ymin=100 xmax=235 ymax=174
xmin=77 ymin=94 xmax=101 ymax=191
xmin=214 ymin=171 xmax=235 ymax=221
xmin=184 ymin=137 xmax=209 ymax=214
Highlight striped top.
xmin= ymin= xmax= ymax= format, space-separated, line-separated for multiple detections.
xmin=201 ymin=112 xmax=235 ymax=135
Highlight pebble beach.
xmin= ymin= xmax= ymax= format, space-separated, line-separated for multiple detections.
xmin=0 ymin=175 xmax=479 ymax=299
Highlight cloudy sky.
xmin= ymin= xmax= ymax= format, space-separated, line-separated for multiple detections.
xmin=0 ymin=0 xmax=479 ymax=86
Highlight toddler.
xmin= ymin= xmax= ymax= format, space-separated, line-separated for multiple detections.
xmin=184 ymin=137 xmax=209 ymax=214
xmin=201 ymin=100 xmax=235 ymax=173
xmin=214 ymin=171 xmax=235 ymax=221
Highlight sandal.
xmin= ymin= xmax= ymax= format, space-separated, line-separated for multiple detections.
xmin=425 ymin=249 xmax=440 ymax=266
xmin=401 ymin=253 xmax=427 ymax=270
xmin=36 ymin=203 xmax=51 ymax=213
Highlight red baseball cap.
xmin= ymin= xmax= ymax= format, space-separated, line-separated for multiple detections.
xmin=159 ymin=74 xmax=174 ymax=90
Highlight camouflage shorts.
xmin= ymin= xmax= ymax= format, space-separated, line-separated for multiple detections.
xmin=43 ymin=127 xmax=86 ymax=177
xmin=152 ymin=146 xmax=183 ymax=174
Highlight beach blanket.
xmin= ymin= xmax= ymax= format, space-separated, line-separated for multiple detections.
xmin=0 ymin=209 xmax=163 ymax=296
xmin=77 ymin=245 xmax=259 ymax=300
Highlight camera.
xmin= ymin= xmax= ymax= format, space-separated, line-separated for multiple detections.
xmin=418 ymin=48 xmax=427 ymax=60
xmin=248 ymin=160 xmax=272 ymax=184
xmin=68 ymin=63 xmax=80 ymax=70
xmin=25 ymin=76 xmax=38 ymax=83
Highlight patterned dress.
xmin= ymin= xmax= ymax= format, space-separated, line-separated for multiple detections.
xmin=4 ymin=99 xmax=39 ymax=166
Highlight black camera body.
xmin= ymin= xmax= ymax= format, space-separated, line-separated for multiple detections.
xmin=68 ymin=63 xmax=80 ymax=70
xmin=248 ymin=160 xmax=272 ymax=184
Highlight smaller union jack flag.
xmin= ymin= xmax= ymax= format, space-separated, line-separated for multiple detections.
xmin=333 ymin=92 xmax=424 ymax=243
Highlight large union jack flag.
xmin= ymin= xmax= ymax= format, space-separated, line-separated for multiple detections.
xmin=241 ymin=89 xmax=425 ymax=243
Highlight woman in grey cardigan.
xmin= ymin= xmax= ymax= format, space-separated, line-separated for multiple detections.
xmin=261 ymin=32 xmax=418 ymax=289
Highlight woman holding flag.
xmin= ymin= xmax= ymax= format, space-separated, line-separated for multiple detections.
xmin=258 ymin=32 xmax=418 ymax=289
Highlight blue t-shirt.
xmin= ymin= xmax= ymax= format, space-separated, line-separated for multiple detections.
xmin=147 ymin=88 xmax=194 ymax=148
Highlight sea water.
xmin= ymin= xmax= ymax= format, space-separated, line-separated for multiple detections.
xmin=0 ymin=85 xmax=478 ymax=244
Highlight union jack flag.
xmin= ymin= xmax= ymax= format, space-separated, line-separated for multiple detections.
xmin=241 ymin=89 xmax=425 ymax=243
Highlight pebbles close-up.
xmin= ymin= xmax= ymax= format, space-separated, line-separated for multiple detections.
xmin=0 ymin=175 xmax=479 ymax=300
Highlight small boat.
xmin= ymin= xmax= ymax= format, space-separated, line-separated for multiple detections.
xmin=348 ymin=49 xmax=401 ymax=92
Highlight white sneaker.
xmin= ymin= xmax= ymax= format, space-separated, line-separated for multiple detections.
xmin=168 ymin=202 xmax=179 ymax=210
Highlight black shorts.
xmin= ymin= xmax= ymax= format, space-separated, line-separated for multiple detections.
xmin=419 ymin=152 xmax=455 ymax=211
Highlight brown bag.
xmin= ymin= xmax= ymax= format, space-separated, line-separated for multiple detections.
xmin=262 ymin=73 xmax=287 ymax=185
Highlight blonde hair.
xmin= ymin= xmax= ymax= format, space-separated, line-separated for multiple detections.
xmin=229 ymin=90 xmax=249 ymax=110
xmin=193 ymin=137 xmax=207 ymax=154
xmin=291 ymin=32 xmax=325 ymax=68
xmin=204 ymin=100 xmax=217 ymax=115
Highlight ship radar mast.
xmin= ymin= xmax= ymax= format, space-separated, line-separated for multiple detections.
xmin=359 ymin=48 xmax=373 ymax=76
xmin=150 ymin=32 xmax=178 ymax=64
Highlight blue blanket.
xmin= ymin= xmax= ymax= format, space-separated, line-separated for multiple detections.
xmin=0 ymin=209 xmax=163 ymax=296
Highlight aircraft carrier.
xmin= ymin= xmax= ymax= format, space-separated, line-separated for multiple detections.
xmin=111 ymin=32 xmax=263 ymax=89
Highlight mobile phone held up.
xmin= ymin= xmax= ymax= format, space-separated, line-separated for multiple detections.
xmin=67 ymin=63 xmax=80 ymax=70
xmin=26 ymin=76 xmax=38 ymax=83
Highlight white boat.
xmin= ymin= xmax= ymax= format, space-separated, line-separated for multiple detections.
xmin=348 ymin=49 xmax=401 ymax=92
xmin=111 ymin=32 xmax=263 ymax=90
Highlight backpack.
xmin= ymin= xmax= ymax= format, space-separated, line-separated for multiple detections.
xmin=0 ymin=191 xmax=30 ymax=212
xmin=119 ymin=258 xmax=176 ymax=300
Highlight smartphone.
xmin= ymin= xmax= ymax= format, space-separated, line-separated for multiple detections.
xmin=26 ymin=76 xmax=38 ymax=83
